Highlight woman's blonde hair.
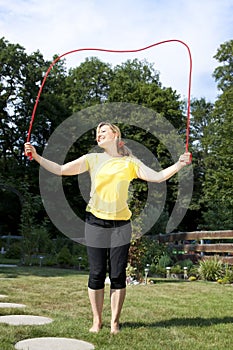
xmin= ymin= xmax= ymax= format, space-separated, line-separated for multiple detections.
xmin=96 ymin=121 xmax=133 ymax=156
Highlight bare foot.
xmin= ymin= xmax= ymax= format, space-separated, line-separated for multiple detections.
xmin=89 ymin=323 xmax=102 ymax=333
xmin=110 ymin=322 xmax=120 ymax=335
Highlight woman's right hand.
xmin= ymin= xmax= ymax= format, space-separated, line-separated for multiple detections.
xmin=24 ymin=142 xmax=37 ymax=159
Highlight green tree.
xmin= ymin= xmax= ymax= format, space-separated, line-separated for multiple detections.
xmin=183 ymin=98 xmax=214 ymax=230
xmin=213 ymin=40 xmax=233 ymax=91
xmin=109 ymin=59 xmax=184 ymax=130
xmin=201 ymin=40 xmax=233 ymax=229
xmin=0 ymin=37 xmax=70 ymax=171
xmin=65 ymin=57 xmax=113 ymax=112
xmin=0 ymin=38 xmax=71 ymax=235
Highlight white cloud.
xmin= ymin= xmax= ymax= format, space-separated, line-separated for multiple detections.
xmin=0 ymin=0 xmax=232 ymax=101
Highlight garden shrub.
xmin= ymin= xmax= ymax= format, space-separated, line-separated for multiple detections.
xmin=126 ymin=263 xmax=137 ymax=278
xmin=57 ymin=246 xmax=73 ymax=267
xmin=5 ymin=242 xmax=21 ymax=259
xmin=171 ymin=265 xmax=183 ymax=274
xmin=158 ymin=254 xmax=172 ymax=268
xmin=198 ymin=256 xmax=224 ymax=281
xmin=154 ymin=265 xmax=166 ymax=277
xmin=188 ymin=265 xmax=199 ymax=278
xmin=221 ymin=264 xmax=233 ymax=284
xmin=176 ymin=259 xmax=193 ymax=269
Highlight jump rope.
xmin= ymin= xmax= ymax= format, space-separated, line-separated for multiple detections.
xmin=26 ymin=39 xmax=192 ymax=162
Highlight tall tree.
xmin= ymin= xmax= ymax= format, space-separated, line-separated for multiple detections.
xmin=201 ymin=40 xmax=233 ymax=229
xmin=185 ymin=98 xmax=214 ymax=230
xmin=0 ymin=38 xmax=70 ymax=234
xmin=65 ymin=57 xmax=113 ymax=112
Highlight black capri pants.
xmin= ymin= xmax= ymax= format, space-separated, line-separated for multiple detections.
xmin=85 ymin=212 xmax=131 ymax=290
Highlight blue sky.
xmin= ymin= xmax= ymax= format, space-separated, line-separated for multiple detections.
xmin=0 ymin=0 xmax=232 ymax=102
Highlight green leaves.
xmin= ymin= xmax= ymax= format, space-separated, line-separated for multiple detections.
xmin=200 ymin=42 xmax=233 ymax=230
xmin=198 ymin=257 xmax=224 ymax=281
xmin=213 ymin=40 xmax=233 ymax=91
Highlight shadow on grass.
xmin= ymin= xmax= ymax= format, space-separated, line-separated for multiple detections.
xmin=122 ymin=316 xmax=233 ymax=329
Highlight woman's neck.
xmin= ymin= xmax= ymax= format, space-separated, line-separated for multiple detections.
xmin=104 ymin=151 xmax=122 ymax=158
xmin=102 ymin=144 xmax=121 ymax=157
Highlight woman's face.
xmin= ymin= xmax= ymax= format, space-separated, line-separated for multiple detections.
xmin=96 ymin=124 xmax=118 ymax=147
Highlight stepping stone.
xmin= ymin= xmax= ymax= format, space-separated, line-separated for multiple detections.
xmin=15 ymin=337 xmax=95 ymax=350
xmin=0 ymin=302 xmax=26 ymax=308
xmin=0 ymin=315 xmax=53 ymax=325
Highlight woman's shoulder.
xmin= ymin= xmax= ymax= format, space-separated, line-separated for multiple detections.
xmin=126 ymin=156 xmax=143 ymax=165
xmin=85 ymin=152 xmax=105 ymax=163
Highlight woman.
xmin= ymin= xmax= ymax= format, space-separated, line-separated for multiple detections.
xmin=24 ymin=121 xmax=191 ymax=334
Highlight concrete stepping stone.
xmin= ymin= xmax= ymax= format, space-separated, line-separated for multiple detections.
xmin=0 ymin=302 xmax=26 ymax=308
xmin=15 ymin=337 xmax=95 ymax=350
xmin=0 ymin=315 xmax=53 ymax=325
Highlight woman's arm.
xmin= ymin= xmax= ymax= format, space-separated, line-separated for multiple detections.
xmin=24 ymin=142 xmax=88 ymax=176
xmin=137 ymin=152 xmax=191 ymax=183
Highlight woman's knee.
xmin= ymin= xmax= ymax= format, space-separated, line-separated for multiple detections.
xmin=110 ymin=273 xmax=126 ymax=289
xmin=88 ymin=273 xmax=106 ymax=290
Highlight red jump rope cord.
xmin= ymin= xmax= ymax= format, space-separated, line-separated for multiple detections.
xmin=26 ymin=39 xmax=192 ymax=159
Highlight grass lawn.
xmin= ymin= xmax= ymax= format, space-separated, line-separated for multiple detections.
xmin=0 ymin=266 xmax=233 ymax=350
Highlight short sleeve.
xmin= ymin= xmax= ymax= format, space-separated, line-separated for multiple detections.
xmin=84 ymin=153 xmax=98 ymax=172
xmin=84 ymin=154 xmax=91 ymax=171
xmin=128 ymin=157 xmax=142 ymax=179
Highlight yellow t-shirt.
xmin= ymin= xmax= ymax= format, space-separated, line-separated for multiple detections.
xmin=85 ymin=153 xmax=141 ymax=220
